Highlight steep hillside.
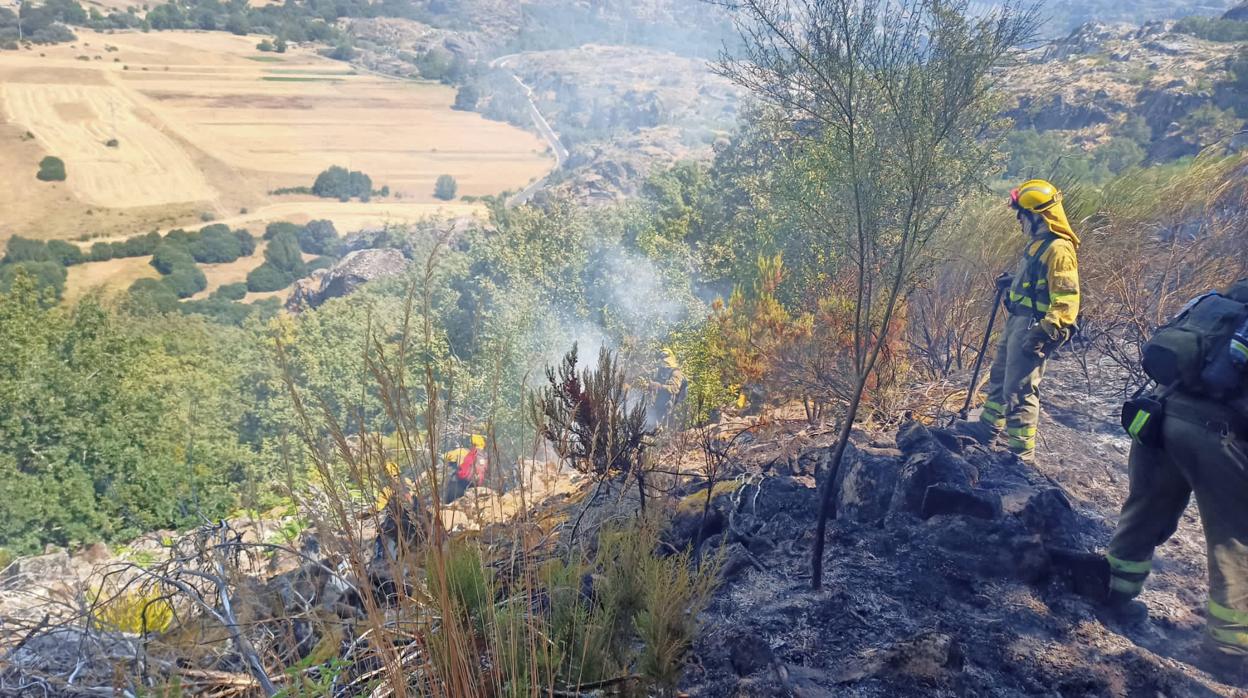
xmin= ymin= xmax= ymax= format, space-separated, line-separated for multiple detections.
xmin=1002 ymin=21 xmax=1247 ymax=164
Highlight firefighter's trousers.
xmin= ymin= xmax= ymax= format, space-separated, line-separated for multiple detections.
xmin=979 ymin=313 xmax=1052 ymax=460
xmin=1107 ymin=394 xmax=1248 ymax=656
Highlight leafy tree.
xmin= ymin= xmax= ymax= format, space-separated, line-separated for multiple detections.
xmin=1174 ymin=16 xmax=1248 ymax=42
xmin=164 ymin=263 xmax=207 ymax=298
xmin=1094 ymin=137 xmax=1146 ymax=175
xmin=264 ymin=229 xmax=306 ymax=276
xmin=1118 ymin=115 xmax=1153 ymax=145
xmin=265 ymin=221 xmax=302 ymax=240
xmin=151 ymin=243 xmax=194 ymax=275
xmin=328 ymin=42 xmax=355 ymax=60
xmin=47 ymin=239 xmax=84 ymax=266
xmin=179 ymin=297 xmax=255 ymax=325
xmin=125 ymin=277 xmax=179 ymax=313
xmin=118 ymin=232 xmax=162 ymax=257
xmin=213 ymin=282 xmax=248 ymax=301
xmin=274 ymin=37 xmax=287 ymax=52
xmin=435 ymin=174 xmax=458 ymax=201
xmin=0 ymin=277 xmax=245 ymax=552
xmin=246 ymin=263 xmax=292 ymax=292
xmin=235 ymin=229 xmax=256 ymax=256
xmin=297 ymin=219 xmax=338 ymax=255
xmin=256 ymin=38 xmax=274 ymax=51
xmin=720 ymin=0 xmax=1034 ymax=588
xmin=0 ymin=262 xmax=67 ymax=303
xmin=188 ymin=224 xmax=244 ymax=263
xmin=36 ymin=156 xmax=67 ymax=182
xmin=3 ymin=236 xmax=52 ymax=263
xmin=224 ymin=12 xmax=248 ymax=34
xmin=311 ymin=165 xmax=373 ymax=201
xmin=89 ymin=242 xmax=114 ymax=262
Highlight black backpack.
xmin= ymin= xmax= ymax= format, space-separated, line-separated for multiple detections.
xmin=1141 ymin=292 xmax=1248 ymax=398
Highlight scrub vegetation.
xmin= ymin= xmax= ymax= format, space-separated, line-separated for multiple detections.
xmin=3 ymin=0 xmax=1248 ymax=694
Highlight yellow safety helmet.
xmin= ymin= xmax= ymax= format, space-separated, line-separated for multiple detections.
xmin=470 ymin=434 xmax=486 ymax=449
xmin=1009 ymin=179 xmax=1062 ymax=214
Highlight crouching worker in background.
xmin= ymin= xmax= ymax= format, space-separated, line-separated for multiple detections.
xmin=443 ymin=434 xmax=488 ymax=504
xmin=1105 ymin=279 xmax=1248 ymax=686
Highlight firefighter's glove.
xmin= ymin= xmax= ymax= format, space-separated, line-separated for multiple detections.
xmin=994 ymin=272 xmax=1014 ymax=291
xmin=1027 ymin=324 xmax=1053 ymax=353
xmin=1040 ymin=318 xmax=1071 ymax=343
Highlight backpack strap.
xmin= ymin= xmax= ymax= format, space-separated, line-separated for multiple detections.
xmin=1019 ymin=235 xmax=1058 ymax=318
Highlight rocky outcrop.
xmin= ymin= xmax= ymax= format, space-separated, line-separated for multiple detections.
xmin=286 ymin=249 xmax=408 ymax=312
xmin=675 ymin=417 xmax=1227 ymax=695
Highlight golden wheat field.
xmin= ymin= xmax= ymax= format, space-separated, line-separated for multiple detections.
xmin=0 ymin=30 xmax=553 ymax=242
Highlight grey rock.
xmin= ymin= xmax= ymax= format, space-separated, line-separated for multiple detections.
xmin=286 ymin=249 xmax=408 ymax=311
xmin=836 ymin=443 xmax=903 ymax=525
xmin=921 ymin=484 xmax=1002 ymax=521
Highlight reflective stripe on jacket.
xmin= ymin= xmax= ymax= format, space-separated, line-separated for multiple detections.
xmin=1007 ymin=235 xmax=1080 ymax=331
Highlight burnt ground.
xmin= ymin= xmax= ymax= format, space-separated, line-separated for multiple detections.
xmin=677 ymin=350 xmax=1244 ymax=697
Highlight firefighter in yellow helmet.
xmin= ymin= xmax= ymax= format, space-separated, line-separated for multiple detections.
xmin=963 ymin=179 xmax=1081 ymax=462
xmin=442 ymin=434 xmax=488 ymax=503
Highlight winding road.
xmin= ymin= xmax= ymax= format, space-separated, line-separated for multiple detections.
xmin=490 ymin=54 xmax=569 ymax=206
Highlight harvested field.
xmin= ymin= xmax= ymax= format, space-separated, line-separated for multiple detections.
xmin=3 ymin=83 xmax=217 ymax=207
xmin=0 ymin=30 xmax=552 ymax=243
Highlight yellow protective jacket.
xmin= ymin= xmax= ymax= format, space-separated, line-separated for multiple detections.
xmin=1007 ymin=201 xmax=1081 ymax=334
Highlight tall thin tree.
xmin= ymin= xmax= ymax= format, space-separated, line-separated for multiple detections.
xmin=718 ymin=0 xmax=1037 ymax=588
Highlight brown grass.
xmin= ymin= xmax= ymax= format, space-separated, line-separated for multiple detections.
xmin=63 ymin=254 xmax=160 ymax=301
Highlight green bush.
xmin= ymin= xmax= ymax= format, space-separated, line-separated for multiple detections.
xmin=311 ymin=166 xmax=372 ymax=201
xmin=179 ymin=297 xmax=254 ymax=325
xmin=47 ymin=240 xmax=85 ymax=266
xmin=264 ymin=221 xmax=302 ymax=240
xmin=163 ymin=229 xmax=194 ymax=247
xmin=0 ymin=262 xmax=67 ymax=303
xmin=435 ymin=174 xmax=458 ymax=201
xmin=264 ymin=229 xmax=305 ymax=276
xmin=212 ymin=282 xmax=248 ymax=301
xmin=164 ymin=263 xmax=207 ymax=298
xmin=125 ymin=277 xmax=179 ymax=312
xmin=3 ymin=236 xmax=52 ymax=263
xmin=188 ymin=224 xmax=244 ymax=264
xmin=36 ymin=156 xmax=67 ymax=182
xmin=117 ymin=232 xmax=161 ymax=257
xmin=296 ymin=219 xmax=337 ymax=255
xmin=245 ymin=263 xmax=292 ymax=292
xmin=151 ymin=244 xmax=195 ymax=275
xmin=235 ymin=229 xmax=256 ymax=256
xmin=89 ymin=242 xmax=115 ymax=262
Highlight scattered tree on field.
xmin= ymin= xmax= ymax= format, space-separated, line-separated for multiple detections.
xmin=434 ymin=174 xmax=458 ymax=200
xmin=311 ymin=165 xmax=373 ymax=201
xmin=36 ymin=156 xmax=66 ymax=182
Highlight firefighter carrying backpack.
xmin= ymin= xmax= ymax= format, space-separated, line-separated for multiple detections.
xmin=1141 ymin=292 xmax=1248 ymax=398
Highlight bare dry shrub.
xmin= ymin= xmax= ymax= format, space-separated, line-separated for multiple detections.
xmin=1076 ymin=155 xmax=1248 ymax=391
